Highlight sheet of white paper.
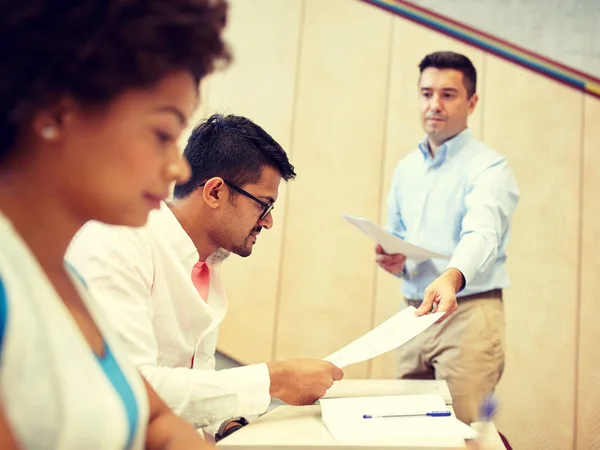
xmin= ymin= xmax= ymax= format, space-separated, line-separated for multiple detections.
xmin=343 ymin=213 xmax=450 ymax=262
xmin=324 ymin=306 xmax=444 ymax=368
xmin=320 ymin=395 xmax=477 ymax=443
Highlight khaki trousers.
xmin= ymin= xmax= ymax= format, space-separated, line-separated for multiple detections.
xmin=399 ymin=290 xmax=505 ymax=424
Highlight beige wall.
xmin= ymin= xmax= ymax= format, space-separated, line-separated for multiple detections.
xmin=185 ymin=1 xmax=600 ymax=448
xmin=578 ymin=95 xmax=600 ymax=450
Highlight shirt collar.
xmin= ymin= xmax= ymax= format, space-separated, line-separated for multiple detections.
xmin=418 ymin=128 xmax=472 ymax=166
xmin=147 ymin=202 xmax=230 ymax=267
xmin=147 ymin=202 xmax=198 ymax=266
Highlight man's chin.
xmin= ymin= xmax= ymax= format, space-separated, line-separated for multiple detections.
xmin=231 ymin=245 xmax=252 ymax=258
xmin=426 ymin=126 xmax=445 ymax=136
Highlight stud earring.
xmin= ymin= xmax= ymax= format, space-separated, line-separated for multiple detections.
xmin=41 ymin=125 xmax=58 ymax=140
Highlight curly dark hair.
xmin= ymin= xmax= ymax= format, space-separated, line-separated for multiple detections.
xmin=173 ymin=114 xmax=296 ymax=199
xmin=0 ymin=0 xmax=231 ymax=161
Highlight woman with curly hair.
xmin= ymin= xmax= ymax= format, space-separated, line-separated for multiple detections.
xmin=0 ymin=0 xmax=231 ymax=448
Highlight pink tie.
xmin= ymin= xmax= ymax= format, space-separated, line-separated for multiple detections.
xmin=191 ymin=260 xmax=210 ymax=302
xmin=191 ymin=260 xmax=210 ymax=368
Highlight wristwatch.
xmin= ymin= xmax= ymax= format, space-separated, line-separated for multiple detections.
xmin=215 ymin=416 xmax=249 ymax=442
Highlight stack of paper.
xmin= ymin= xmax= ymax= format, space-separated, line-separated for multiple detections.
xmin=320 ymin=394 xmax=477 ymax=443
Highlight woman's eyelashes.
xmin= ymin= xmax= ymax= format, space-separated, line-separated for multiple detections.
xmin=155 ymin=129 xmax=174 ymax=145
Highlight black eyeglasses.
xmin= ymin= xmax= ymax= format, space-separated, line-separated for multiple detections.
xmin=199 ymin=180 xmax=274 ymax=221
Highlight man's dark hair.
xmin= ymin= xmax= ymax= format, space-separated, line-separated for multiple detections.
xmin=0 ymin=0 xmax=231 ymax=161
xmin=418 ymin=51 xmax=477 ymax=98
xmin=173 ymin=114 xmax=296 ymax=199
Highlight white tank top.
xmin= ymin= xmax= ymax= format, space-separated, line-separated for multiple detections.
xmin=0 ymin=214 xmax=149 ymax=449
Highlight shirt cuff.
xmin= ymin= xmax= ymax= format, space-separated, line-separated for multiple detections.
xmin=394 ymin=266 xmax=406 ymax=279
xmin=446 ymin=233 xmax=489 ymax=287
xmin=230 ymin=363 xmax=271 ymax=418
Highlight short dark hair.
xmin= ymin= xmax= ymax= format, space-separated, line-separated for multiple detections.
xmin=418 ymin=51 xmax=477 ymax=98
xmin=173 ymin=114 xmax=296 ymax=199
xmin=0 ymin=0 xmax=231 ymax=161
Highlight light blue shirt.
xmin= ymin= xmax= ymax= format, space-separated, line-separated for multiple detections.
xmin=386 ymin=128 xmax=520 ymax=300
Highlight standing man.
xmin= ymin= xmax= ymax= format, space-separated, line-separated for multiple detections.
xmin=68 ymin=114 xmax=343 ymax=438
xmin=376 ymin=51 xmax=519 ymax=424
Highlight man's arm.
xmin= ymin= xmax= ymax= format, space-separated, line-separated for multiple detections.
xmin=68 ymin=224 xmax=273 ymax=428
xmin=446 ymin=158 xmax=519 ymax=285
xmin=68 ymin=224 xmax=343 ymax=430
xmin=140 ymin=362 xmax=271 ymax=428
xmin=385 ymin=163 xmax=408 ymax=241
xmin=377 ymin=163 xmax=408 ymax=276
xmin=417 ymin=158 xmax=519 ymax=319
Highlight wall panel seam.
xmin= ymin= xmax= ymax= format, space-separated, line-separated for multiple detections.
xmin=271 ymin=0 xmax=307 ymax=361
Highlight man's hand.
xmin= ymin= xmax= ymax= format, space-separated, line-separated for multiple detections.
xmin=375 ymin=244 xmax=406 ymax=275
xmin=266 ymin=359 xmax=344 ymax=405
xmin=415 ymin=268 xmax=464 ymax=322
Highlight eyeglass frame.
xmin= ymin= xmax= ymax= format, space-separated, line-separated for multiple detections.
xmin=198 ymin=179 xmax=274 ymax=221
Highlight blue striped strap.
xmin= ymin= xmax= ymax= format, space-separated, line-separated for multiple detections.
xmin=65 ymin=262 xmax=87 ymax=288
xmin=0 ymin=277 xmax=7 ymax=363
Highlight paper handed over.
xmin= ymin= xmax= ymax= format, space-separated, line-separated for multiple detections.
xmin=324 ymin=306 xmax=444 ymax=368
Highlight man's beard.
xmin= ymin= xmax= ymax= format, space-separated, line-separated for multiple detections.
xmin=231 ymin=226 xmax=262 ymax=258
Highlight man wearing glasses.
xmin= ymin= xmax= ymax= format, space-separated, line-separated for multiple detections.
xmin=67 ymin=114 xmax=343 ymax=439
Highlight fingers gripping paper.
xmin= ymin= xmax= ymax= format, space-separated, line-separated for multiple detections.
xmin=343 ymin=213 xmax=449 ymax=263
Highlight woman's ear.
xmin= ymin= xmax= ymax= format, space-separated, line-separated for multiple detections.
xmin=31 ymin=97 xmax=79 ymax=143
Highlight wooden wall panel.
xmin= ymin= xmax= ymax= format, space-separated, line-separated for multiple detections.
xmin=202 ymin=4 xmax=595 ymax=448
xmin=371 ymin=17 xmax=486 ymax=379
xmin=205 ymin=0 xmax=304 ymax=363
xmin=577 ymin=95 xmax=600 ymax=450
xmin=483 ymin=54 xmax=583 ymax=450
xmin=274 ymin=0 xmax=392 ymax=378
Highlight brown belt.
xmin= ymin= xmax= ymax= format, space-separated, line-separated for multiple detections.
xmin=405 ymin=289 xmax=502 ymax=308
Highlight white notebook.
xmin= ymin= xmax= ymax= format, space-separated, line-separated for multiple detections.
xmin=320 ymin=394 xmax=477 ymax=443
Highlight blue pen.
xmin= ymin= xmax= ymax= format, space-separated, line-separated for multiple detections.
xmin=475 ymin=393 xmax=499 ymax=446
xmin=362 ymin=411 xmax=451 ymax=419
xmin=479 ymin=393 xmax=498 ymax=421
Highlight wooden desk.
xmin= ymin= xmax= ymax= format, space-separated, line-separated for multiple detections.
xmin=218 ymin=380 xmax=504 ymax=450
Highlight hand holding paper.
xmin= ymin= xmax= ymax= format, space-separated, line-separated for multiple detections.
xmin=416 ymin=268 xmax=463 ymax=320
xmin=375 ymin=243 xmax=406 ymax=275
xmin=343 ymin=213 xmax=449 ymax=263
xmin=267 ymin=359 xmax=344 ymax=405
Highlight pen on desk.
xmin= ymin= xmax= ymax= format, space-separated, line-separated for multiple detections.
xmin=362 ymin=411 xmax=451 ymax=419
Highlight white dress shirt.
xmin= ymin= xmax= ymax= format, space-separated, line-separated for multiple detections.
xmin=67 ymin=203 xmax=271 ymax=429
xmin=0 ymin=213 xmax=149 ymax=449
